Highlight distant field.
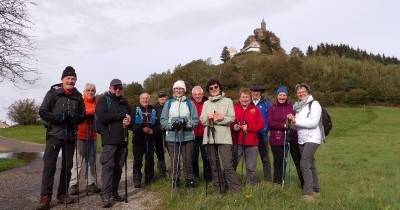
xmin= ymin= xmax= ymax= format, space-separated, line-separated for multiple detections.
xmin=0 ymin=107 xmax=399 ymax=209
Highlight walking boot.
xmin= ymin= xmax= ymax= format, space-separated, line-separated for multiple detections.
xmin=87 ymin=183 xmax=101 ymax=194
xmin=56 ymin=193 xmax=74 ymax=204
xmin=101 ymin=195 xmax=111 ymax=208
xmin=69 ymin=184 xmax=78 ymax=195
xmin=111 ymin=192 xmax=126 ymax=202
xmin=185 ymin=179 xmax=195 ymax=188
xmin=36 ymin=195 xmax=51 ymax=210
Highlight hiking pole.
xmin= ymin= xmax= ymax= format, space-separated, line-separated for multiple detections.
xmin=123 ymin=126 xmax=128 ymax=202
xmin=282 ymin=119 xmax=291 ymax=188
xmin=145 ymin=126 xmax=150 ymax=185
xmin=170 ymin=120 xmax=179 ymax=198
xmin=92 ymin=118 xmax=98 ymax=191
xmin=209 ymin=115 xmax=222 ymax=193
xmin=62 ymin=110 xmax=68 ymax=208
xmin=74 ymin=124 xmax=80 ymax=204
xmin=205 ymin=122 xmax=212 ymax=196
xmin=241 ymin=121 xmax=247 ymax=184
xmin=85 ymin=119 xmax=89 ymax=196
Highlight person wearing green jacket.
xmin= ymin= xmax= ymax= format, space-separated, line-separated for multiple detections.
xmin=200 ymin=79 xmax=240 ymax=194
xmin=160 ymin=80 xmax=199 ymax=189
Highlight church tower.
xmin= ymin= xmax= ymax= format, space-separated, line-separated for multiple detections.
xmin=261 ymin=18 xmax=266 ymax=31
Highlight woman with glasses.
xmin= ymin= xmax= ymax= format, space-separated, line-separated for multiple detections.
xmin=200 ymin=79 xmax=240 ymax=194
xmin=287 ymin=83 xmax=321 ymax=202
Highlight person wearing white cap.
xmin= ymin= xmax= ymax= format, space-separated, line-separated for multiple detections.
xmin=160 ymin=80 xmax=199 ymax=189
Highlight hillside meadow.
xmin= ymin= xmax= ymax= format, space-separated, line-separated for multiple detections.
xmin=0 ymin=106 xmax=399 ymax=209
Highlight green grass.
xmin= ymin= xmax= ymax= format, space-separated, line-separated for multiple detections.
xmin=0 ymin=158 xmax=27 ymax=172
xmin=1 ymin=107 xmax=399 ymax=209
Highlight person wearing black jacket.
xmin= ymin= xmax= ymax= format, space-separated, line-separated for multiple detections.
xmin=132 ymin=93 xmax=157 ymax=188
xmin=96 ymin=79 xmax=132 ymax=208
xmin=153 ymin=92 xmax=168 ymax=178
xmin=37 ymin=66 xmax=85 ymax=210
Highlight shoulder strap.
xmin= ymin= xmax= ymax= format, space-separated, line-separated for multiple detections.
xmin=308 ymin=100 xmax=314 ymax=111
xmin=105 ymin=95 xmax=111 ymax=111
xmin=167 ymin=99 xmax=173 ymax=109
xmin=151 ymin=108 xmax=157 ymax=125
xmin=135 ymin=106 xmax=142 ymax=125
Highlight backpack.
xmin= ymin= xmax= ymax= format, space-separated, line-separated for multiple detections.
xmin=134 ymin=106 xmax=157 ymax=126
xmin=94 ymin=95 xmax=111 ymax=134
xmin=308 ymin=100 xmax=333 ymax=137
xmin=167 ymin=98 xmax=192 ymax=110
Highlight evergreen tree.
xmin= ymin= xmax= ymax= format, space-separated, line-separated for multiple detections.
xmin=220 ymin=46 xmax=230 ymax=63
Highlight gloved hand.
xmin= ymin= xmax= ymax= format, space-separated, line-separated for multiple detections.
xmin=179 ymin=119 xmax=187 ymax=129
xmin=233 ymin=124 xmax=241 ymax=131
xmin=172 ymin=121 xmax=181 ymax=131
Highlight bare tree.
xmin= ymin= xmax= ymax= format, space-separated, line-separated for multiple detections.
xmin=0 ymin=0 xmax=38 ymax=85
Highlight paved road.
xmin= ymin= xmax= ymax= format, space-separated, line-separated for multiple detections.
xmin=0 ymin=136 xmax=159 ymax=210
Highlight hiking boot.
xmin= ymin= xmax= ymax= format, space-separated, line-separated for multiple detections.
xmin=69 ymin=184 xmax=78 ymax=195
xmin=185 ymin=179 xmax=195 ymax=188
xmin=111 ymin=192 xmax=125 ymax=202
xmin=101 ymin=195 xmax=111 ymax=208
xmin=303 ymin=195 xmax=315 ymax=202
xmin=87 ymin=183 xmax=101 ymax=194
xmin=56 ymin=193 xmax=74 ymax=204
xmin=312 ymin=191 xmax=321 ymax=198
xmin=36 ymin=195 xmax=51 ymax=210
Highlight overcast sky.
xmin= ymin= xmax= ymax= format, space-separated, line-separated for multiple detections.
xmin=1 ymin=0 xmax=399 ymax=123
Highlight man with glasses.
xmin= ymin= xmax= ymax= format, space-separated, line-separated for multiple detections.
xmin=70 ymin=83 xmax=101 ymax=195
xmin=96 ymin=79 xmax=132 ymax=208
xmin=250 ymin=84 xmax=272 ymax=182
xmin=153 ymin=92 xmax=168 ymax=178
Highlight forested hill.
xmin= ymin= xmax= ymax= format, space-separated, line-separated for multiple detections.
xmin=122 ymin=45 xmax=400 ymax=107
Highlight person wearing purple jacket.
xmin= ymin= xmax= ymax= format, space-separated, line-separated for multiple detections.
xmin=268 ymin=86 xmax=303 ymax=187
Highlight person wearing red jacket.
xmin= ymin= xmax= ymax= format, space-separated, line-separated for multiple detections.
xmin=69 ymin=83 xmax=100 ymax=195
xmin=191 ymin=86 xmax=212 ymax=181
xmin=268 ymin=86 xmax=303 ymax=187
xmin=231 ymin=88 xmax=264 ymax=185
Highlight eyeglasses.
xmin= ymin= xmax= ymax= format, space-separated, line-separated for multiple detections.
xmin=209 ymin=85 xmax=219 ymax=91
xmin=113 ymin=86 xmax=123 ymax=91
xmin=86 ymin=89 xmax=96 ymax=92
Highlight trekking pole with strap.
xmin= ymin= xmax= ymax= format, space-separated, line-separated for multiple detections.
xmin=91 ymin=118 xmax=98 ymax=191
xmin=281 ymin=119 xmax=292 ymax=188
xmin=85 ymin=119 xmax=89 ymax=196
xmin=61 ymin=109 xmax=69 ymax=208
xmin=145 ymin=125 xmax=150 ymax=185
xmin=240 ymin=120 xmax=247 ymax=184
xmin=170 ymin=120 xmax=179 ymax=198
xmin=209 ymin=115 xmax=222 ymax=193
xmin=73 ymin=124 xmax=80 ymax=204
xmin=175 ymin=120 xmax=184 ymax=188
xmin=124 ymin=126 xmax=128 ymax=203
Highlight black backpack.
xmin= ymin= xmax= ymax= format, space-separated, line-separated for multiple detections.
xmin=308 ymin=100 xmax=333 ymax=136
xmin=94 ymin=95 xmax=111 ymax=134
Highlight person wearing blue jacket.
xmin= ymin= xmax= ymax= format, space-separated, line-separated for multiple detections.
xmin=250 ymin=84 xmax=272 ymax=182
xmin=160 ymin=80 xmax=199 ymax=189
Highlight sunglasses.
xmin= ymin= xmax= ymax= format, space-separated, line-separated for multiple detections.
xmin=113 ymin=86 xmax=123 ymax=91
xmin=209 ymin=85 xmax=219 ymax=91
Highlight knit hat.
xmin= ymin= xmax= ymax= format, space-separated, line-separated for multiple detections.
xmin=276 ymin=86 xmax=288 ymax=95
xmin=172 ymin=80 xmax=186 ymax=92
xmin=61 ymin=66 xmax=77 ymax=79
xmin=110 ymin=79 xmax=122 ymax=86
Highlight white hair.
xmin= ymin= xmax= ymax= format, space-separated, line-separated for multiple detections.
xmin=84 ymin=83 xmax=96 ymax=91
xmin=191 ymin=85 xmax=203 ymax=94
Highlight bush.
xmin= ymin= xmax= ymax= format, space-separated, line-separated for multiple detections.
xmin=345 ymin=89 xmax=369 ymax=104
xmin=7 ymin=98 xmax=40 ymax=125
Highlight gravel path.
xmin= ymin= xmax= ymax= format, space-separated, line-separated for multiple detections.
xmin=0 ymin=136 xmax=161 ymax=210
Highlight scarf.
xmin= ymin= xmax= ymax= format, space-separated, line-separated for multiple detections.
xmin=293 ymin=95 xmax=311 ymax=113
xmin=208 ymin=92 xmax=225 ymax=102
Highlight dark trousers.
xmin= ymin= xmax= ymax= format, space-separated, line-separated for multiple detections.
xmin=100 ymin=144 xmax=126 ymax=198
xmin=167 ymin=141 xmax=194 ymax=181
xmin=232 ymin=145 xmax=258 ymax=185
xmin=258 ymin=135 xmax=272 ymax=181
xmin=271 ymin=144 xmax=303 ymax=185
xmin=40 ymin=137 xmax=76 ymax=197
xmin=205 ymin=144 xmax=240 ymax=194
xmin=299 ymin=143 xmax=320 ymax=195
xmin=153 ymin=131 xmax=167 ymax=174
xmin=192 ymin=136 xmax=212 ymax=180
xmin=133 ymin=143 xmax=155 ymax=185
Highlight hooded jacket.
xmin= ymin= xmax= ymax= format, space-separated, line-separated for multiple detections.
xmin=160 ymin=95 xmax=198 ymax=143
xmin=200 ymin=92 xmax=235 ymax=145
xmin=39 ymin=83 xmax=85 ymax=141
xmin=231 ymin=102 xmax=264 ymax=146
xmin=294 ymin=95 xmax=322 ymax=145
xmin=254 ymin=96 xmax=272 ymax=138
xmin=191 ymin=96 xmax=208 ymax=137
xmin=95 ymin=92 xmax=132 ymax=146
xmin=268 ymin=100 xmax=298 ymax=145
xmin=77 ymin=96 xmax=97 ymax=141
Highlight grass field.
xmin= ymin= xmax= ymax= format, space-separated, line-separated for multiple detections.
xmin=0 ymin=158 xmax=26 ymax=172
xmin=1 ymin=107 xmax=399 ymax=209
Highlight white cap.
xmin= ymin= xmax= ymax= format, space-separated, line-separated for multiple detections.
xmin=172 ymin=80 xmax=186 ymax=92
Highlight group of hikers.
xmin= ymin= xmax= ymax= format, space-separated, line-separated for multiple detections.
xmin=36 ymin=66 xmax=323 ymax=209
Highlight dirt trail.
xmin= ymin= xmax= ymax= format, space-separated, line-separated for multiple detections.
xmin=0 ymin=136 xmax=160 ymax=210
